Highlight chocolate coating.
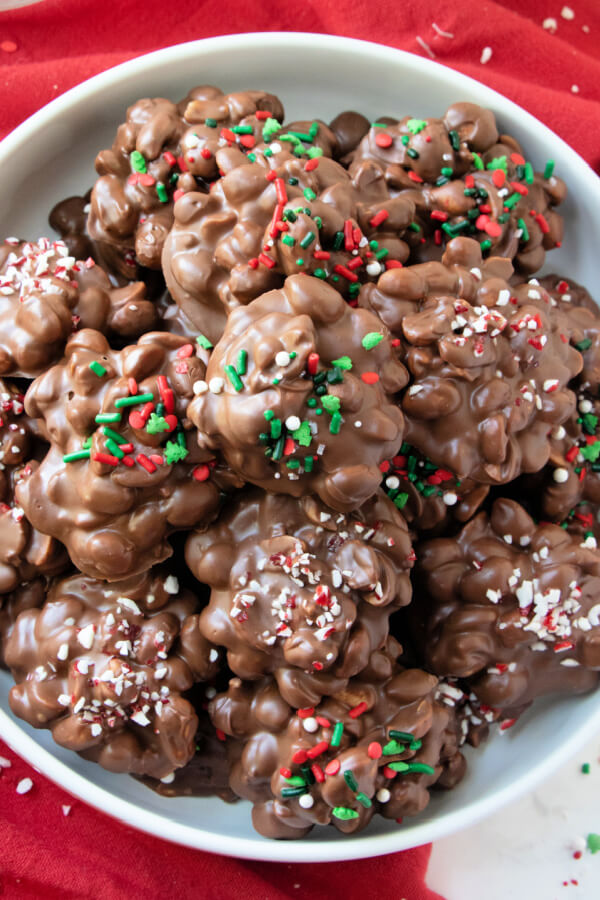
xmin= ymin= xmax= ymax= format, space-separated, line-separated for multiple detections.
xmin=88 ymin=86 xmax=284 ymax=276
xmin=187 ymin=274 xmax=407 ymax=511
xmin=162 ymin=145 xmax=412 ymax=342
xmin=49 ymin=192 xmax=96 ymax=263
xmin=210 ymin=667 xmax=464 ymax=838
xmin=0 ymin=579 xmax=45 ymax=668
xmin=415 ymin=498 xmax=600 ymax=711
xmin=5 ymin=569 xmax=219 ymax=779
xmin=186 ymin=489 xmax=414 ymax=707
xmin=360 ymin=238 xmax=582 ymax=484
xmin=329 ymin=110 xmax=371 ymax=160
xmin=17 ymin=329 xmax=221 ymax=580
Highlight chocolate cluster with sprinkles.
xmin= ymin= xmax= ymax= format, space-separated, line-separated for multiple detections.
xmin=5 ymin=568 xmax=220 ymax=779
xmin=15 ymin=328 xmax=221 ymax=580
xmin=187 ymin=273 xmax=407 ymax=510
xmin=209 ymin=664 xmax=465 ymax=839
xmin=186 ymin=489 xmax=414 ymax=708
xmin=3 ymin=82 xmax=600 ymax=843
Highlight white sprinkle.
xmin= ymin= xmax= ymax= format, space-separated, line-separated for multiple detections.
xmin=553 ymin=467 xmax=569 ymax=483
xmin=302 ymin=717 xmax=319 ymax=733
xmin=90 ymin=723 xmax=103 ymax=737
xmin=208 ymin=377 xmax=224 ymax=394
xmin=299 ymin=794 xmax=314 ymax=809
xmin=581 ymin=535 xmax=597 ymax=549
xmin=64 ymin=618 xmax=76 ymax=627
xmin=443 ymin=492 xmax=458 ymax=506
xmin=285 ymin=415 xmax=301 ymax=432
xmin=0 ymin=756 xmax=11 ymax=768
xmin=160 ymin=772 xmax=176 ymax=784
xmin=496 ymin=289 xmax=510 ymax=307
xmin=62 ymin=805 xmax=71 ymax=816
xmin=571 ymin=84 xmax=580 ymax=94
xmin=552 ymin=425 xmax=566 ymax=440
xmin=354 ymin=420 xmax=362 ymax=428
xmin=77 ymin=623 xmax=95 ymax=650
xmin=16 ymin=778 xmax=33 ymax=794
xmin=543 ymin=379 xmax=559 ymax=393
xmin=561 ymin=6 xmax=575 ymax=20
xmin=57 ymin=694 xmax=71 ymax=707
xmin=130 ymin=710 xmax=151 ymax=727
xmin=164 ymin=575 xmax=179 ymax=594
xmin=503 ymin=534 xmax=513 ymax=545
xmin=432 ymin=22 xmax=454 ymax=39
xmin=486 ymin=589 xmax=502 ymax=604
xmin=366 ymin=261 xmax=382 ymax=277
xmin=386 ymin=476 xmax=400 ymax=490
xmin=587 ymin=604 xmax=600 ymax=626
xmin=193 ymin=380 xmax=208 ymax=395
xmin=275 ymin=351 xmax=290 ymax=367
xmin=542 ymin=17 xmax=558 ymax=32
xmin=376 ymin=788 xmax=391 ymax=803
xmin=408 ymin=384 xmax=424 ymax=396
xmin=480 ymin=46 xmax=492 ymax=64
xmin=579 ymin=398 xmax=593 ymax=413
xmin=57 ymin=643 xmax=69 ymax=661
xmin=209 ymin=648 xmax=219 ymax=663
xmin=416 ymin=35 xmax=436 ymax=58
xmin=560 ymin=658 xmax=580 ymax=667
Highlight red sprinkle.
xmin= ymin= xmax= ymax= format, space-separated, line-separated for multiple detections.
xmin=369 ymin=209 xmax=389 ymax=227
xmin=239 ymin=134 xmax=255 ymax=149
xmin=535 ymin=213 xmax=550 ymax=234
xmin=408 ymin=170 xmax=423 ymax=183
xmin=499 ymin=718 xmax=517 ymax=731
xmin=375 ymin=132 xmax=393 ymax=148
xmin=307 ymin=353 xmax=320 ymax=375
xmin=192 ymin=464 xmax=210 ymax=482
xmin=292 ymin=749 xmax=308 ymax=765
xmin=280 ymin=767 xmax=292 ymax=779
xmin=136 ymin=454 xmax=157 ymax=474
xmin=510 ymin=152 xmax=526 ymax=166
xmin=177 ymin=343 xmax=194 ymax=359
xmin=118 ymin=443 xmax=134 ymax=454
xmin=121 ymin=456 xmax=135 ymax=467
xmin=163 ymin=151 xmax=177 ymax=167
xmin=464 ymin=174 xmax=475 ymax=189
xmin=367 ymin=742 xmax=382 ymax=760
xmin=333 ymin=264 xmax=358 ymax=283
xmin=305 ymin=158 xmax=320 ymax=171
xmin=311 ymin=763 xmax=325 ymax=783
xmin=177 ymin=155 xmax=188 ymax=173
xmin=316 ymin=716 xmax=331 ymax=729
xmin=313 ymin=250 xmax=331 ymax=260
xmin=385 ymin=259 xmax=403 ymax=269
xmin=258 ymin=252 xmax=276 ymax=269
xmin=383 ymin=766 xmax=397 ymax=779
xmin=283 ymin=437 xmax=295 ymax=456
xmin=324 ymin=759 xmax=340 ymax=776
xmin=492 ymin=168 xmax=506 ymax=188
xmin=128 ymin=378 xmax=138 ymax=395
xmin=173 ymin=189 xmax=185 ymax=203
xmin=348 ymin=701 xmax=368 ymax=719
xmin=215 ymin=729 xmax=226 ymax=742
xmin=307 ymin=740 xmax=329 ymax=759
xmin=361 ymin=372 xmax=380 ymax=385
xmin=297 ymin=707 xmax=315 ymax=719
xmin=92 ymin=452 xmax=119 ymax=466
xmin=565 ymin=446 xmax=579 ymax=463
xmin=343 ymin=219 xmax=354 ymax=251
xmin=430 ymin=210 xmax=448 ymax=222
xmin=255 ymin=110 xmax=271 ymax=120
xmin=248 ymin=257 xmax=259 ymax=269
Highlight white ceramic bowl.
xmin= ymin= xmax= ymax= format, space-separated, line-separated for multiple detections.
xmin=1 ymin=32 xmax=600 ymax=863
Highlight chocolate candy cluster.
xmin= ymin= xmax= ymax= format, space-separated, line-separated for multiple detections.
xmin=2 ymin=85 xmax=600 ymax=841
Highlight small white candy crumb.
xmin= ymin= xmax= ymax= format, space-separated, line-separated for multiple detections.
xmin=90 ymin=723 xmax=103 ymax=737
xmin=552 ymin=425 xmax=566 ymax=440
xmin=77 ymin=623 xmax=95 ymax=650
xmin=302 ymin=717 xmax=319 ymax=733
xmin=193 ymin=380 xmax=208 ymax=395
xmin=579 ymin=399 xmax=593 ymax=413
xmin=366 ymin=261 xmax=382 ymax=277
xmin=443 ymin=492 xmax=458 ymax=506
xmin=571 ymin=84 xmax=580 ymax=93
xmin=285 ymin=415 xmax=301 ymax=432
xmin=386 ymin=476 xmax=400 ymax=490
xmin=16 ymin=778 xmax=33 ymax=795
xmin=376 ymin=788 xmax=391 ymax=803
xmin=57 ymin=694 xmax=71 ymax=707
xmin=561 ymin=6 xmax=575 ymax=20
xmin=503 ymin=534 xmax=513 ymax=544
xmin=408 ymin=384 xmax=424 ymax=396
xmin=209 ymin=648 xmax=219 ymax=663
xmin=62 ymin=805 xmax=71 ymax=816
xmin=299 ymin=793 xmax=314 ymax=809
xmin=0 ymin=756 xmax=11 ymax=768
xmin=164 ymin=575 xmax=179 ymax=594
xmin=160 ymin=772 xmax=176 ymax=784
xmin=553 ymin=467 xmax=569 ymax=483
xmin=275 ymin=351 xmax=290 ymax=367
xmin=208 ymin=377 xmax=224 ymax=394
xmin=480 ymin=46 xmax=492 ymax=64
xmin=542 ymin=17 xmax=558 ymax=32
xmin=57 ymin=643 xmax=69 ymax=661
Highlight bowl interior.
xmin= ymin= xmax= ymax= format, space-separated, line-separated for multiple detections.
xmin=1 ymin=32 xmax=600 ymax=863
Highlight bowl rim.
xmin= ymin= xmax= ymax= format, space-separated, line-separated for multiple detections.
xmin=2 ymin=30 xmax=600 ymax=863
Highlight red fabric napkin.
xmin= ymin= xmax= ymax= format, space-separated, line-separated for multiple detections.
xmin=0 ymin=2 xmax=599 ymax=897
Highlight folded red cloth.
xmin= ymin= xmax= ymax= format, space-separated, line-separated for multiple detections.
xmin=0 ymin=739 xmax=444 ymax=900
xmin=0 ymin=2 xmax=599 ymax=897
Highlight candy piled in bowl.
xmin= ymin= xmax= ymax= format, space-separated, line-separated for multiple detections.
xmin=2 ymin=84 xmax=599 ymax=841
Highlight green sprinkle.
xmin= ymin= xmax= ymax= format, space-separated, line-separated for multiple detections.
xmin=326 ymin=368 xmax=344 ymax=384
xmin=331 ymin=722 xmax=344 ymax=747
xmin=156 ymin=182 xmax=168 ymax=203
xmin=389 ymin=730 xmax=415 ymax=742
xmin=329 ymin=411 xmax=342 ymax=434
xmin=63 ymin=450 xmax=91 ymax=463
xmin=405 ymin=762 xmax=435 ymax=775
xmin=487 ymin=155 xmax=508 ymax=173
xmin=387 ymin=761 xmax=410 ymax=773
xmin=146 ymin=413 xmax=170 ymax=435
xmin=264 ymin=410 xmax=275 ymax=421
xmin=582 ymin=763 xmax=591 ymax=774
xmin=303 ymin=187 xmax=317 ymax=202
xmin=307 ymin=398 xmax=317 ymax=408
xmin=102 ymin=427 xmax=124 ymax=444
xmin=165 ymin=440 xmax=188 ymax=464
xmin=343 ymin=771 xmax=359 ymax=792
xmin=95 ymin=412 xmax=121 ymax=424
xmin=264 ymin=149 xmax=273 ymax=158
xmin=480 ymin=239 xmax=492 ymax=252
xmin=575 ymin=338 xmax=592 ymax=351
xmin=313 ymin=268 xmax=327 ymax=279
xmin=401 ymin=135 xmax=410 ymax=146
xmin=232 ymin=124 xmax=253 ymax=134
xmin=296 ymin=258 xmax=304 ymax=266
xmin=285 ymin=776 xmax=307 ymax=787
xmin=371 ymin=121 xmax=387 ymax=128
xmin=308 ymin=146 xmax=323 ymax=159
xmin=472 ymin=152 xmax=484 ymax=171
xmin=196 ymin=334 xmax=213 ymax=350
xmin=292 ymin=422 xmax=312 ymax=447
xmin=362 ymin=332 xmax=384 ymax=351
xmin=406 ymin=118 xmax=427 ymax=134
xmin=544 ymin=160 xmax=555 ymax=179
xmin=406 ymin=148 xmax=419 ymax=159
xmin=524 ymin=161 xmax=534 ymax=184
xmin=321 ymin=395 xmax=340 ymax=415
xmin=300 ymin=231 xmax=315 ymax=249
xmin=587 ymin=833 xmax=600 ymax=854
xmin=236 ymin=349 xmax=248 ymax=376
xmin=582 ymin=413 xmax=598 ymax=434
xmin=333 ymin=231 xmax=344 ymax=250
xmin=448 ymin=129 xmax=460 ymax=151
xmin=130 ymin=150 xmax=147 ymax=173
xmin=332 ymin=807 xmax=359 ymax=821
xmin=382 ymin=740 xmax=405 ymax=756
xmin=270 ymin=418 xmax=282 ymax=440
xmin=375 ymin=248 xmax=389 ymax=260
xmin=408 ymin=222 xmax=421 ymax=232
xmin=105 ymin=438 xmax=124 ymax=459
xmin=89 ymin=361 xmax=106 ymax=378
xmin=262 ymin=118 xmax=281 ymax=141
xmin=281 ymin=786 xmax=307 ymax=798
xmin=286 ymin=459 xmax=300 ymax=469
xmin=517 ymin=217 xmax=530 ymax=242
xmin=394 ymin=492 xmax=409 ymax=510
xmin=224 ymin=364 xmax=243 ymax=392
xmin=503 ymin=192 xmax=522 ymax=210
xmin=247 ymin=152 xmax=256 ymax=162
xmin=580 ymin=441 xmax=600 ymax=463
xmin=442 ymin=220 xmax=469 ymax=237
xmin=304 ymin=455 xmax=314 ymax=472
xmin=82 ymin=437 xmax=92 ymax=449
xmin=331 ymin=356 xmax=352 ymax=370
xmin=272 ymin=434 xmax=285 ymax=461
xmin=115 ymin=392 xmax=153 ymax=409
xmin=282 ymin=234 xmax=295 ymax=247
xmin=309 ymin=121 xmax=319 ymax=139
xmin=287 ymin=129 xmax=312 ymax=142
xmin=356 ymin=792 xmax=372 ymax=809
xmin=441 ymin=166 xmax=453 ymax=177
xmin=409 ymin=739 xmax=423 ymax=751
xmin=205 ymin=117 xmax=217 ymax=128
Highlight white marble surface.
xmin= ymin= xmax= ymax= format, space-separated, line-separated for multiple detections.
xmin=427 ymin=730 xmax=600 ymax=899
